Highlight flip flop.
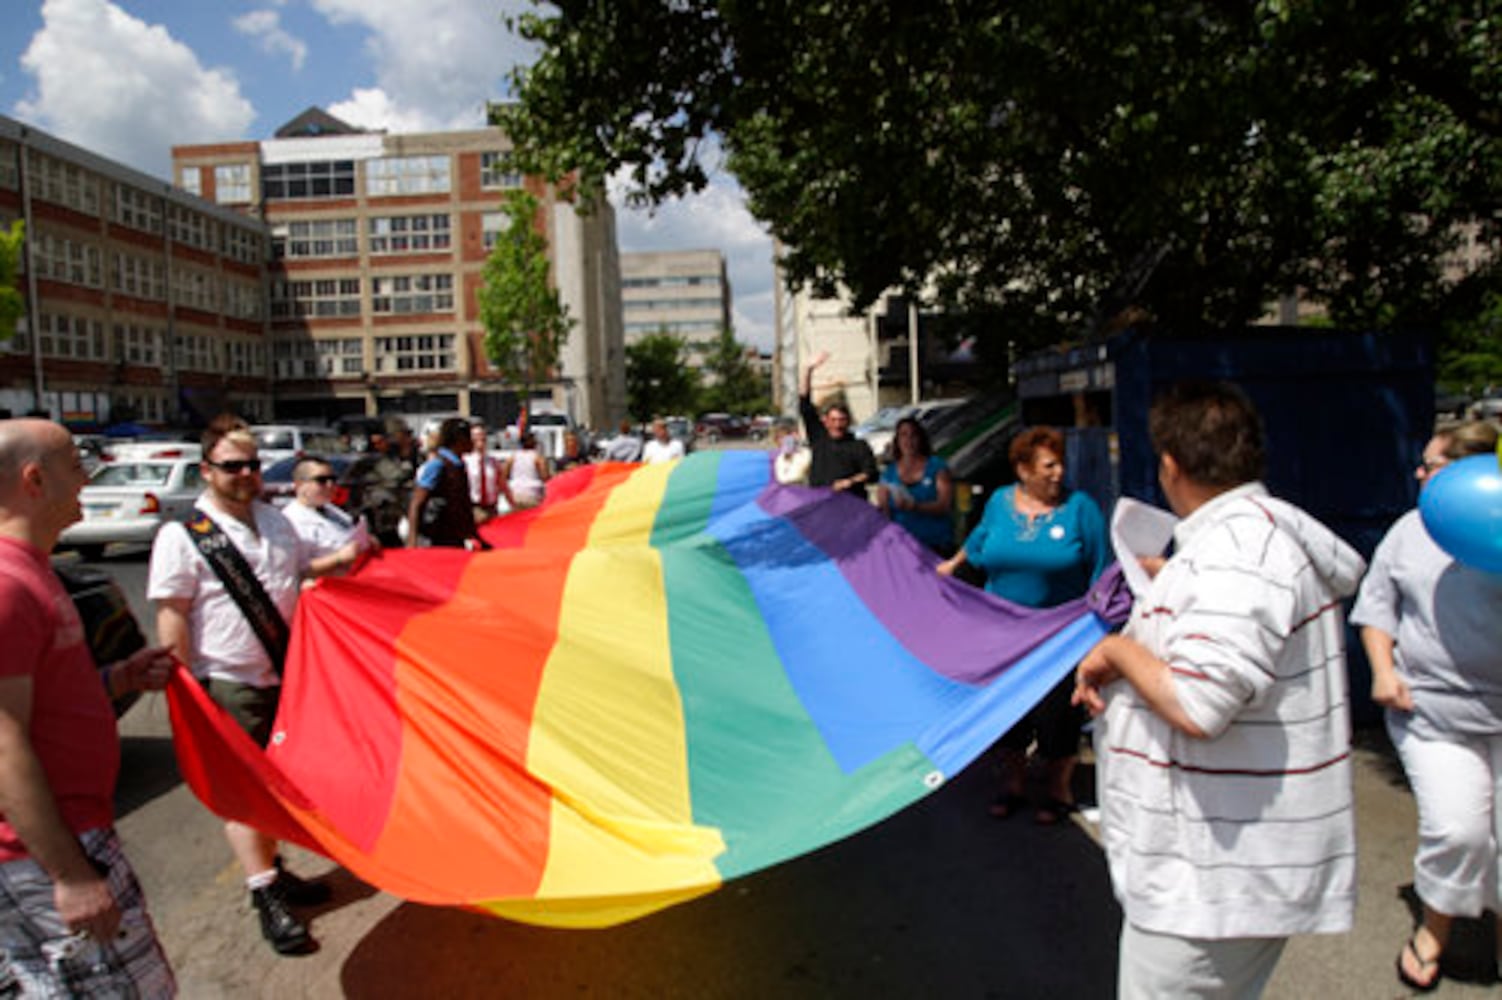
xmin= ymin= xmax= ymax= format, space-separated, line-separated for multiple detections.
xmin=1396 ymin=932 xmax=1441 ymax=992
xmin=988 ymin=793 xmax=1028 ymax=820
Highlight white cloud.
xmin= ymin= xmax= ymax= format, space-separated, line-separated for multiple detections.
xmin=233 ymin=9 xmax=308 ymax=73
xmin=15 ymin=0 xmax=255 ymax=178
xmin=308 ymin=0 xmax=537 ymax=131
xmin=613 ymin=172 xmax=778 ymax=352
xmin=327 ymin=88 xmax=432 ymax=135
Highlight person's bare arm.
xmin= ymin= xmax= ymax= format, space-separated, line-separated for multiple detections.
xmin=406 ymin=485 xmax=430 ymax=548
xmin=1361 ymin=625 xmax=1412 ymax=711
xmin=0 ymin=677 xmax=120 ymax=939
xmin=1073 ymin=633 xmax=1209 ymax=738
xmin=936 ymin=548 xmax=968 ymax=577
xmin=155 ymin=598 xmax=193 ymax=665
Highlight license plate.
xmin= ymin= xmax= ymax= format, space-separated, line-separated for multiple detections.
xmin=84 ymin=505 xmax=116 ymax=519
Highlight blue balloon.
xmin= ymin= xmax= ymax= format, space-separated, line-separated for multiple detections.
xmin=1420 ymin=454 xmax=1502 ymax=575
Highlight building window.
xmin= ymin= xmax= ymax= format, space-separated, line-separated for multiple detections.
xmin=27 ymin=152 xmax=99 ymax=214
xmin=481 ymin=212 xmax=506 ymax=250
xmin=223 ymin=281 xmax=262 ymax=320
xmin=270 ymin=278 xmax=362 ymax=319
xmin=167 ymin=205 xmax=218 ymax=251
xmin=38 ymin=313 xmax=107 ymax=361
xmin=113 ymin=185 xmax=163 ymax=234
xmin=272 ymin=218 xmax=357 ymax=259
xmin=223 ymin=226 xmax=263 ymax=265
xmin=374 ymin=333 xmax=455 ymax=373
xmin=112 ymin=253 xmax=166 ymax=301
xmin=272 ymin=337 xmax=363 ymax=378
xmin=179 ymin=167 xmax=202 ymax=197
xmin=174 ymin=332 xmax=219 ymax=372
xmin=479 ymin=152 xmax=521 ymax=190
xmin=114 ymin=323 xmax=162 ymax=366
xmin=33 ymin=235 xmax=102 ymax=288
xmin=224 ymin=339 xmax=266 ymax=376
xmin=371 ymin=273 xmax=454 ymax=315
xmin=368 ymin=214 xmax=451 ymax=254
xmin=366 ymin=155 xmax=451 ymax=196
xmin=172 ymin=268 xmax=217 ymax=312
xmin=214 ymin=163 xmax=253 ymax=204
xmin=261 ymin=160 xmax=356 ymax=200
xmin=0 ymin=144 xmax=18 ymax=190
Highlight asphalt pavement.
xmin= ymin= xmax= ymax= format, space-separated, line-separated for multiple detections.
xmin=87 ymin=541 xmax=1502 ymax=999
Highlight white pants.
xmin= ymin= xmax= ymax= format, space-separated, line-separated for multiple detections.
xmin=1118 ymin=923 xmax=1286 ymax=1000
xmin=1390 ymin=719 xmax=1502 ymax=916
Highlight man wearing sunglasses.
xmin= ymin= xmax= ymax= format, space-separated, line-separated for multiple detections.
xmin=282 ymin=457 xmax=377 ymax=567
xmin=146 ymin=416 xmax=353 ymax=956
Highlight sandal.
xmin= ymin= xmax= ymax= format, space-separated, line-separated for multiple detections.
xmin=1035 ymin=797 xmax=1079 ymax=826
xmin=1396 ymin=931 xmax=1441 ymax=992
xmin=988 ymin=792 xmax=1028 ymax=820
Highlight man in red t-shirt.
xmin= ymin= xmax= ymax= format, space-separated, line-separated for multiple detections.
xmin=0 ymin=419 xmax=176 ymax=997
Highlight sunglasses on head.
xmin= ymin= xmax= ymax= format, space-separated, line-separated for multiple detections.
xmin=207 ymin=458 xmax=262 ymax=474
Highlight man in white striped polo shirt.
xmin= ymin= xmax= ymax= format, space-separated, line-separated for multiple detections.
xmin=1074 ymin=381 xmax=1366 ymax=999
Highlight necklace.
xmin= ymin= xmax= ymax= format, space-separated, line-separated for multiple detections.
xmin=1010 ymin=487 xmax=1058 ymax=542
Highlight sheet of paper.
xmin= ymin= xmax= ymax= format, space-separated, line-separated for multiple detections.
xmin=1111 ymin=497 xmax=1178 ymax=599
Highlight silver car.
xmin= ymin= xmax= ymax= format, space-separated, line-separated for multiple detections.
xmin=58 ymin=458 xmax=204 ymax=559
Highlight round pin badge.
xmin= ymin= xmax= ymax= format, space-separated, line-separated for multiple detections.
xmin=1049 ymin=524 xmax=1066 ymax=540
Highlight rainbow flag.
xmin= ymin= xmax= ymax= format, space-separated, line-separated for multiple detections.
xmin=168 ymin=451 xmax=1126 ymax=927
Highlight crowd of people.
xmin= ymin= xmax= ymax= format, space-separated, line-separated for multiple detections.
xmin=0 ymin=370 xmax=1498 ymax=995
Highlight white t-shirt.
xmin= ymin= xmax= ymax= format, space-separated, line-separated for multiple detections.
xmin=148 ymin=497 xmax=310 ymax=688
xmin=642 ymin=438 xmax=684 ymax=464
xmin=283 ymin=499 xmax=368 ymax=560
xmin=464 ymin=451 xmax=503 ymax=507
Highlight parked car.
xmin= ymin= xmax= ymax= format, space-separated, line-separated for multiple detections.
xmin=864 ymin=398 xmax=969 ymax=461
xmin=58 ymin=456 xmax=206 ymax=559
xmin=1472 ymin=392 xmax=1502 ymax=420
xmin=696 ymin=412 xmax=755 ymax=443
xmin=249 ymin=424 xmax=344 ymax=464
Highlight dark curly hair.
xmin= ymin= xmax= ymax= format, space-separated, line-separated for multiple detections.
xmin=1149 ymin=380 xmax=1265 ymax=487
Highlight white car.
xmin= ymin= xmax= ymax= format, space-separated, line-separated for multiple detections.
xmin=249 ymin=424 xmax=344 ymax=465
xmin=58 ymin=457 xmax=205 ymax=559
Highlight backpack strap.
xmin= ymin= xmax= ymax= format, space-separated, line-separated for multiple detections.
xmin=184 ymin=509 xmax=290 ymax=676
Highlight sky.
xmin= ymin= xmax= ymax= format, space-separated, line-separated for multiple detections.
xmin=0 ymin=0 xmax=778 ymax=350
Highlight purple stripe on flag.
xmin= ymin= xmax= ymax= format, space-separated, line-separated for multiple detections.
xmin=756 ymin=485 xmax=1130 ymax=683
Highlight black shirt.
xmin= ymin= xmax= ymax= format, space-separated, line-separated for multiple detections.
xmin=800 ymin=394 xmax=878 ymax=497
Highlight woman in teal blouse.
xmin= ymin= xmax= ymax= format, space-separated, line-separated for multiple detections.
xmin=876 ymin=417 xmax=954 ymax=555
xmin=938 ymin=426 xmax=1109 ymax=823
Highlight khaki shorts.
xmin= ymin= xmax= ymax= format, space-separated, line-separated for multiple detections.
xmin=201 ymin=677 xmax=281 ymax=749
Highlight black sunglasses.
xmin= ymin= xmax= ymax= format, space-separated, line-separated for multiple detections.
xmin=206 ymin=458 xmax=262 ymax=474
xmin=302 ymin=474 xmax=338 ymax=485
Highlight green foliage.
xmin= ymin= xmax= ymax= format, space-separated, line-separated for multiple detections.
xmin=502 ymin=2 xmax=1502 ymax=350
xmin=0 ymin=220 xmax=24 ymax=343
xmin=625 ymin=330 xmax=702 ymax=420
xmin=477 ymin=190 xmax=574 ymax=409
xmin=699 ymin=327 xmax=770 ymax=414
xmin=1438 ymin=285 xmax=1502 ymax=392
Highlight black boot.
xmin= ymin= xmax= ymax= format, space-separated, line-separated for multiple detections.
xmin=252 ymin=883 xmax=312 ymax=955
xmin=274 ymin=855 xmax=332 ymax=907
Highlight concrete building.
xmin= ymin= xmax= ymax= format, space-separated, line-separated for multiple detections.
xmin=172 ymin=108 xmax=624 ymax=431
xmin=620 ymin=248 xmax=731 ymax=375
xmin=0 ymin=114 xmax=272 ymax=425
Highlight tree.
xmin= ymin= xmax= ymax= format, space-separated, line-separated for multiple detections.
xmin=500 ymin=2 xmax=1502 ymax=351
xmin=625 ymin=330 xmax=702 ymax=420
xmin=0 ymin=220 xmax=23 ymax=344
xmin=700 ymin=327 xmax=770 ymax=414
xmin=477 ymin=190 xmax=574 ymax=418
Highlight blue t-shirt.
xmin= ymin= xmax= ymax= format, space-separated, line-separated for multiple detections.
xmin=416 ymin=448 xmax=462 ymax=489
xmin=965 ymin=486 xmax=1109 ymax=608
xmin=880 ymin=455 xmax=953 ymax=550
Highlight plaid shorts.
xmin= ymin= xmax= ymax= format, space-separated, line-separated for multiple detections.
xmin=0 ymin=827 xmax=175 ymax=998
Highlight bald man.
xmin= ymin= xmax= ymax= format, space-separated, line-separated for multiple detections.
xmin=0 ymin=419 xmax=175 ymax=997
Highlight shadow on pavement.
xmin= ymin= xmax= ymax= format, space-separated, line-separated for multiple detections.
xmin=115 ymin=734 xmax=182 ymax=817
xmin=337 ymin=760 xmax=1121 ymax=998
